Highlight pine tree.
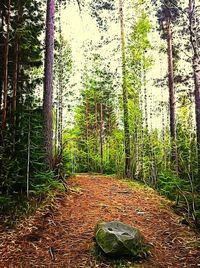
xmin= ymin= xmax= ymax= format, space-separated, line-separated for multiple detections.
xmin=43 ymin=0 xmax=55 ymax=169
xmin=188 ymin=0 xmax=200 ymax=175
xmin=0 ymin=0 xmax=45 ymax=195
xmin=2 ymin=0 xmax=10 ymax=130
xmin=156 ymin=0 xmax=179 ymax=173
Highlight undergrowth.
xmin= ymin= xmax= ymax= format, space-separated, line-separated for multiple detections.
xmin=121 ymin=174 xmax=200 ymax=230
xmin=0 ymin=173 xmax=65 ymax=228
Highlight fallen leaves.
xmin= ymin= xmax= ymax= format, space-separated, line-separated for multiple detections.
xmin=0 ymin=174 xmax=200 ymax=267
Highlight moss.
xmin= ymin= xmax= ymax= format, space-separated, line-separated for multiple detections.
xmin=95 ymin=221 xmax=149 ymax=258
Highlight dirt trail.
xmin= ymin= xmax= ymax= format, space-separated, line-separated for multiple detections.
xmin=0 ymin=174 xmax=200 ymax=267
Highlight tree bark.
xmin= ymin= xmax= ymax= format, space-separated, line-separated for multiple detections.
xmin=26 ymin=115 xmax=31 ymax=199
xmin=2 ymin=0 xmax=10 ymax=130
xmin=12 ymin=41 xmax=19 ymax=127
xmin=188 ymin=0 xmax=200 ymax=173
xmin=12 ymin=40 xmax=19 ymax=152
xmin=43 ymin=0 xmax=55 ymax=168
xmin=119 ymin=0 xmax=131 ymax=178
xmin=166 ymin=18 xmax=178 ymax=174
xmin=0 ymin=7 xmax=4 ymax=109
xmin=99 ymin=103 xmax=103 ymax=173
xmin=12 ymin=2 xmax=21 ymax=151
xmin=58 ymin=0 xmax=63 ymax=158
xmin=86 ymin=98 xmax=89 ymax=169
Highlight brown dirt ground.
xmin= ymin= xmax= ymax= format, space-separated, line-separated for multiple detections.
xmin=0 ymin=174 xmax=200 ymax=268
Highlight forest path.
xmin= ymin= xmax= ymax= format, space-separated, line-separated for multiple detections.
xmin=1 ymin=174 xmax=200 ymax=268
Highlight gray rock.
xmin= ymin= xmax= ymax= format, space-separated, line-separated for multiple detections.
xmin=95 ymin=221 xmax=146 ymax=257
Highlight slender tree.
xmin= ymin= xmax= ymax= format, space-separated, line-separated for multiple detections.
xmin=12 ymin=2 xmax=22 ymax=152
xmin=57 ymin=0 xmax=63 ymax=159
xmin=166 ymin=14 xmax=178 ymax=173
xmin=0 ymin=4 xmax=4 ymax=109
xmin=158 ymin=0 xmax=179 ymax=173
xmin=43 ymin=0 xmax=55 ymax=168
xmin=2 ymin=0 xmax=10 ymax=130
xmin=188 ymin=0 xmax=200 ymax=173
xmin=119 ymin=0 xmax=131 ymax=178
xmin=99 ymin=102 xmax=104 ymax=173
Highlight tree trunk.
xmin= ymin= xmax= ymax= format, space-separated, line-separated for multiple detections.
xmin=58 ymin=0 xmax=63 ymax=158
xmin=85 ymin=98 xmax=89 ymax=169
xmin=99 ymin=103 xmax=103 ymax=173
xmin=166 ymin=18 xmax=178 ymax=174
xmin=12 ymin=41 xmax=19 ymax=126
xmin=119 ymin=0 xmax=131 ymax=178
xmin=188 ymin=0 xmax=200 ymax=173
xmin=26 ymin=115 xmax=31 ymax=199
xmin=43 ymin=0 xmax=55 ymax=168
xmin=55 ymin=90 xmax=58 ymax=156
xmin=0 ymin=8 xmax=4 ymax=109
xmin=12 ymin=40 xmax=19 ymax=152
xmin=12 ymin=1 xmax=21 ymax=151
xmin=143 ymin=64 xmax=148 ymax=130
xmin=13 ymin=4 xmax=22 ymax=151
xmin=2 ymin=0 xmax=10 ymax=130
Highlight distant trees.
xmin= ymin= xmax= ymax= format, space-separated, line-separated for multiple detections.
xmin=54 ymin=36 xmax=72 ymax=166
xmin=127 ymin=8 xmax=152 ymax=180
xmin=64 ymin=55 xmax=119 ymax=174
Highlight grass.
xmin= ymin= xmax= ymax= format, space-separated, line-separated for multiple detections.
xmin=0 ymin=179 xmax=65 ymax=229
xmin=0 ymin=195 xmax=40 ymax=228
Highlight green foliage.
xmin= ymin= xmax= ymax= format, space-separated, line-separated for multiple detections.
xmin=63 ymin=54 xmax=120 ymax=174
xmin=158 ymin=170 xmax=183 ymax=199
xmin=0 ymin=0 xmax=54 ymax=202
xmin=0 ymin=196 xmax=17 ymax=213
xmin=31 ymin=171 xmax=65 ymax=196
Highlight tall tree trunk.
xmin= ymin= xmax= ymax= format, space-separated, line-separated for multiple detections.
xmin=119 ymin=0 xmax=131 ymax=178
xmin=85 ymin=98 xmax=89 ymax=169
xmin=166 ymin=18 xmax=178 ymax=174
xmin=12 ymin=40 xmax=19 ymax=152
xmin=2 ymin=0 xmax=10 ymax=130
xmin=12 ymin=3 xmax=21 ymax=151
xmin=99 ymin=103 xmax=103 ymax=173
xmin=58 ymin=1 xmax=63 ymax=159
xmin=12 ymin=41 xmax=19 ymax=128
xmin=55 ymin=88 xmax=58 ymax=156
xmin=143 ymin=65 xmax=148 ymax=130
xmin=26 ymin=115 xmax=31 ymax=199
xmin=188 ymin=0 xmax=200 ymax=174
xmin=0 ymin=8 xmax=4 ymax=109
xmin=43 ymin=0 xmax=55 ymax=168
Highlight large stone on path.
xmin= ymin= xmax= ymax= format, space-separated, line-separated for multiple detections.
xmin=95 ymin=221 xmax=147 ymax=257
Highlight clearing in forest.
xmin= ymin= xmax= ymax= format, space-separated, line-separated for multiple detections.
xmin=0 ymin=174 xmax=200 ymax=268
